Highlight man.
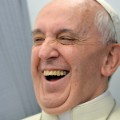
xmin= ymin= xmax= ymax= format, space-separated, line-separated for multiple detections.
xmin=23 ymin=0 xmax=120 ymax=119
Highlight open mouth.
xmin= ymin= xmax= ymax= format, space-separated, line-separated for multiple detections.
xmin=43 ymin=70 xmax=69 ymax=81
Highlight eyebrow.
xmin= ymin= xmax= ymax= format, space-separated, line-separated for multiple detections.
xmin=32 ymin=29 xmax=43 ymax=35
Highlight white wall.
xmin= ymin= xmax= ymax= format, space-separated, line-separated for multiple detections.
xmin=26 ymin=0 xmax=120 ymax=105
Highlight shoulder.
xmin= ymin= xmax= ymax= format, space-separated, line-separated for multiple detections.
xmin=22 ymin=113 xmax=41 ymax=120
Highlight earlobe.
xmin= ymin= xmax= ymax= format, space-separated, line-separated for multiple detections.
xmin=101 ymin=44 xmax=120 ymax=77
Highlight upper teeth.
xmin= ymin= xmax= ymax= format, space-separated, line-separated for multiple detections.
xmin=43 ymin=70 xmax=68 ymax=76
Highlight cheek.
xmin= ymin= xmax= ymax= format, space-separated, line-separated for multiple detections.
xmin=67 ymin=46 xmax=103 ymax=84
xmin=59 ymin=46 xmax=80 ymax=66
xmin=31 ymin=47 xmax=40 ymax=78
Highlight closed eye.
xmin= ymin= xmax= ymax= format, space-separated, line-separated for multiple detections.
xmin=33 ymin=37 xmax=45 ymax=45
xmin=57 ymin=36 xmax=78 ymax=45
xmin=60 ymin=36 xmax=74 ymax=40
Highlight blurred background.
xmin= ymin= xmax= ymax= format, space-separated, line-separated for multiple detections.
xmin=0 ymin=0 xmax=119 ymax=120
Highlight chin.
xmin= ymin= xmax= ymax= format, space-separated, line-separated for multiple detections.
xmin=38 ymin=94 xmax=80 ymax=115
xmin=41 ymin=104 xmax=71 ymax=115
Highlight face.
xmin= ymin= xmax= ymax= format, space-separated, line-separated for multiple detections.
xmin=31 ymin=1 xmax=108 ymax=114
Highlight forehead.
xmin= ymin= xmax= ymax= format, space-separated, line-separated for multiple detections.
xmin=34 ymin=0 xmax=99 ymax=34
xmin=35 ymin=3 xmax=81 ymax=28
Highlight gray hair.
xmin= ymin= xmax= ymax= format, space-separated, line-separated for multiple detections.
xmin=95 ymin=9 xmax=117 ymax=44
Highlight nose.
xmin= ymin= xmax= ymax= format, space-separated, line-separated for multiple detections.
xmin=38 ymin=39 xmax=59 ymax=60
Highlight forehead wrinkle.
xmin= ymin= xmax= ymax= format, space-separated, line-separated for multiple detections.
xmin=56 ymin=28 xmax=79 ymax=37
xmin=35 ymin=12 xmax=78 ymax=37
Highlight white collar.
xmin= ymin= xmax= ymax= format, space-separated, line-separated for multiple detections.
xmin=58 ymin=111 xmax=71 ymax=120
xmin=58 ymin=90 xmax=110 ymax=120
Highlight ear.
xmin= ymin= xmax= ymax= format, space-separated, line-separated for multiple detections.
xmin=101 ymin=44 xmax=120 ymax=77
